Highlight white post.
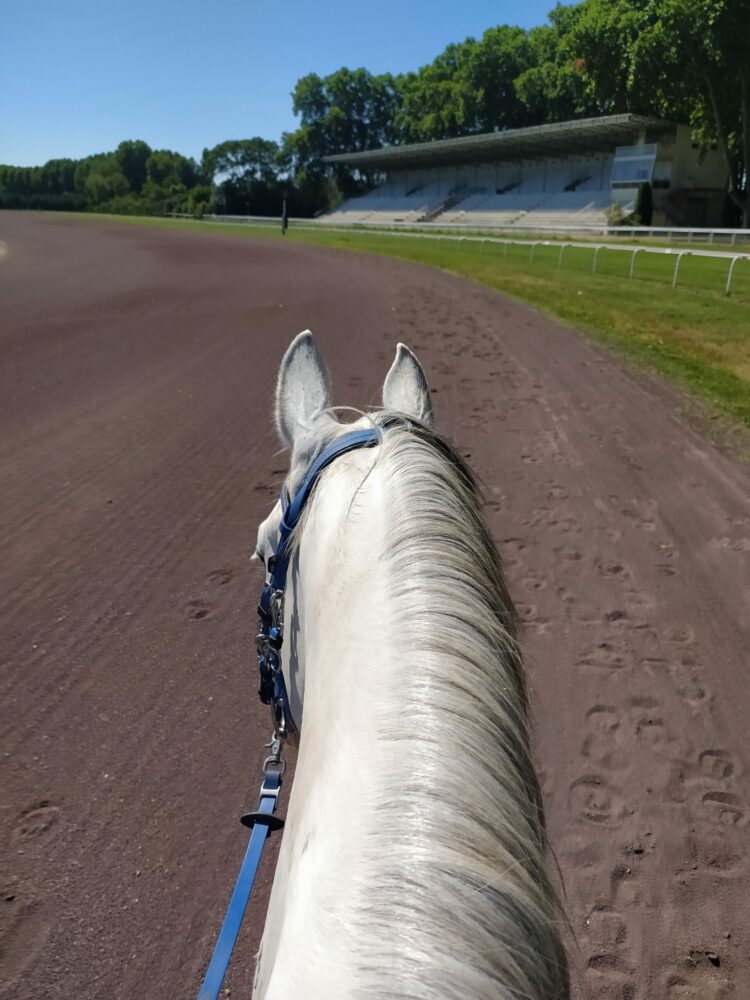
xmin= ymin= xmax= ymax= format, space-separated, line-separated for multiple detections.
xmin=672 ymin=251 xmax=687 ymax=289
xmin=629 ymin=248 xmax=641 ymax=279
xmin=592 ymin=245 xmax=602 ymax=274
xmin=529 ymin=242 xmax=536 ymax=262
xmin=558 ymin=243 xmax=567 ymax=267
xmin=725 ymin=256 xmax=740 ymax=296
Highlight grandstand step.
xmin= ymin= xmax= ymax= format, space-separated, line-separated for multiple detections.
xmin=419 ymin=192 xmax=466 ymax=223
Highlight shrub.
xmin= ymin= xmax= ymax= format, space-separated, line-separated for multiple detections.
xmin=605 ymin=202 xmax=625 ymax=227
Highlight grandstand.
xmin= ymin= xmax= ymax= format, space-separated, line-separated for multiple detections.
xmin=323 ymin=114 xmax=729 ymax=230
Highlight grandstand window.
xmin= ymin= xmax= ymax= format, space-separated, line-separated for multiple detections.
xmin=611 ymin=158 xmax=654 ymax=184
xmin=611 ymin=144 xmax=656 ymax=187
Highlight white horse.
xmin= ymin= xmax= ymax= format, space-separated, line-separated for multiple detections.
xmin=253 ymin=332 xmax=568 ymax=999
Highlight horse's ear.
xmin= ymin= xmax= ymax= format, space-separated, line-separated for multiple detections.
xmin=382 ymin=343 xmax=434 ymax=427
xmin=275 ymin=330 xmax=332 ymax=447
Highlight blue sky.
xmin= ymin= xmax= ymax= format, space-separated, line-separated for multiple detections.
xmin=1 ymin=0 xmax=559 ymax=166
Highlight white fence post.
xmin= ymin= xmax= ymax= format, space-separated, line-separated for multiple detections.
xmin=629 ymin=248 xmax=641 ymax=279
xmin=592 ymin=246 xmax=602 ymax=274
xmin=558 ymin=243 xmax=567 ymax=267
xmin=672 ymin=251 xmax=688 ymax=289
xmin=725 ymin=256 xmax=741 ymax=295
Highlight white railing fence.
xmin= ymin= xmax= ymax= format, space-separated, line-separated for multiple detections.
xmin=176 ymin=212 xmax=750 ymax=246
xmin=168 ymin=214 xmax=750 ymax=295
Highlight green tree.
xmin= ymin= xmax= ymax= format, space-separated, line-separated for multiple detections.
xmin=200 ymin=138 xmax=282 ymax=215
xmin=284 ymin=68 xmax=403 ymax=194
xmin=85 ymin=169 xmax=129 ymax=204
xmin=146 ymin=149 xmax=198 ymax=188
xmin=38 ymin=158 xmax=77 ymax=194
xmin=567 ymin=0 xmax=750 ymax=224
xmin=397 ymin=27 xmax=534 ymax=141
xmin=515 ymin=7 xmax=599 ymax=123
xmin=649 ymin=0 xmax=749 ymax=226
xmin=115 ymin=140 xmax=152 ymax=193
xmin=201 ymin=138 xmax=279 ymax=185
xmin=563 ymin=0 xmax=650 ymax=113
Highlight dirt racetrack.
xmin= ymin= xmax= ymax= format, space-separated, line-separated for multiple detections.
xmin=1 ymin=212 xmax=749 ymax=1000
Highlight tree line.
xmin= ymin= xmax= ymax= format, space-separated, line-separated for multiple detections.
xmin=2 ymin=0 xmax=747 ymax=224
xmin=0 ymin=139 xmax=320 ymax=218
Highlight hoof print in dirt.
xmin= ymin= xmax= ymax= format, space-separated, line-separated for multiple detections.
xmin=185 ymin=599 xmax=215 ymax=621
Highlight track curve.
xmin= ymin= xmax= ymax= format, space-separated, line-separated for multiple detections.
xmin=1 ymin=213 xmax=748 ymax=1000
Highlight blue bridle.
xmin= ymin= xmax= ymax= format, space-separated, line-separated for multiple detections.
xmin=256 ymin=426 xmax=381 ymax=736
xmin=197 ymin=425 xmax=382 ymax=1000
xmin=277 ymin=426 xmax=382 ymax=589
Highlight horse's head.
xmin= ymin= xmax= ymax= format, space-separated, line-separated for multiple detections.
xmin=252 ymin=333 xmax=569 ymax=1000
xmin=253 ymin=330 xmax=433 ymax=734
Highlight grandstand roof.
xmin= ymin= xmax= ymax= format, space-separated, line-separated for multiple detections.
xmin=324 ymin=114 xmax=674 ymax=168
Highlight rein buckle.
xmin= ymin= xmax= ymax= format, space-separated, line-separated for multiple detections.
xmin=269 ymin=589 xmax=284 ymax=647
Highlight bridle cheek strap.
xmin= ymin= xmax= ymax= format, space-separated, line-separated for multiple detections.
xmin=272 ymin=426 xmax=382 ymax=590
xmin=256 ymin=427 xmax=381 ymax=735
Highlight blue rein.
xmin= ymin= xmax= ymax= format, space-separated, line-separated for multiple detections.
xmin=196 ymin=426 xmax=382 ymax=1000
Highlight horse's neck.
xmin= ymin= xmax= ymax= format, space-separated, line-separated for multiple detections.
xmin=256 ymin=433 xmax=567 ymax=1000
xmin=256 ymin=452 xmax=394 ymax=998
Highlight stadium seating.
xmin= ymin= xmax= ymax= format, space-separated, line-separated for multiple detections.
xmin=323 ymin=154 xmax=629 ymax=230
xmin=322 ymin=190 xmax=444 ymax=225
xmin=440 ymin=192 xmax=544 ymax=226
xmin=514 ymin=191 xmax=613 ymax=228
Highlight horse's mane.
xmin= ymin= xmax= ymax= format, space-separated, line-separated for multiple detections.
xmin=346 ymin=414 xmax=570 ymax=1000
xmin=284 ymin=411 xmax=569 ymax=998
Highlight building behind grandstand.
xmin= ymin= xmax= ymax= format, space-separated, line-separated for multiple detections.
xmin=323 ymin=114 xmax=729 ymax=229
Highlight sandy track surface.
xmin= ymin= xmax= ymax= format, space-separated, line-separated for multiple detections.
xmin=1 ymin=213 xmax=748 ymax=1000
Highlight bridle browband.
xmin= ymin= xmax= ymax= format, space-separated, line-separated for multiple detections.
xmin=256 ymin=425 xmax=382 ymax=737
xmin=197 ymin=425 xmax=382 ymax=1000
